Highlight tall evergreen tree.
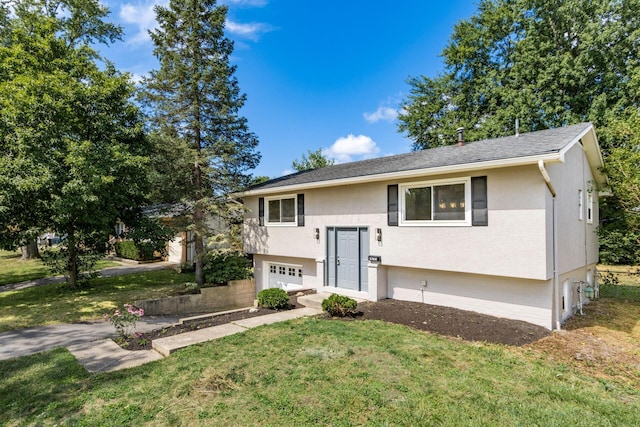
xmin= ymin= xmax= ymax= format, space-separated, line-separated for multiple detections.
xmin=0 ymin=0 xmax=149 ymax=286
xmin=142 ymin=0 xmax=260 ymax=285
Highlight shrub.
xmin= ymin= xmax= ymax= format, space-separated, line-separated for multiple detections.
xmin=322 ymin=294 xmax=357 ymax=317
xmin=203 ymin=251 xmax=252 ymax=284
xmin=114 ymin=241 xmax=155 ymax=261
xmin=257 ymin=288 xmax=290 ymax=310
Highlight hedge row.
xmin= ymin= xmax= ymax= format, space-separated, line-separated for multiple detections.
xmin=114 ymin=241 xmax=155 ymax=261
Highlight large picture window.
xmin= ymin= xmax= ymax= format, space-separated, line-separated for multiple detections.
xmin=400 ymin=178 xmax=470 ymax=226
xmin=266 ymin=195 xmax=296 ymax=225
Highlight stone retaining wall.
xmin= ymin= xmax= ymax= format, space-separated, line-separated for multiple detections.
xmin=135 ymin=279 xmax=256 ymax=315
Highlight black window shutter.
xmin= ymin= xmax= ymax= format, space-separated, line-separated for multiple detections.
xmin=388 ymin=184 xmax=398 ymax=226
xmin=258 ymin=197 xmax=265 ymax=226
xmin=471 ymin=176 xmax=488 ymax=226
xmin=297 ymin=194 xmax=305 ymax=226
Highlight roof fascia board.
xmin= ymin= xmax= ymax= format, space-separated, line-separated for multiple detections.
xmin=570 ymin=124 xmax=610 ymax=191
xmin=239 ymin=152 xmax=562 ymax=197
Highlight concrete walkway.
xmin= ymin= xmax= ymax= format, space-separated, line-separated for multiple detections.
xmin=0 ymin=315 xmax=182 ymax=361
xmin=0 ymin=261 xmax=177 ymax=293
xmin=0 ymin=305 xmax=324 ymax=373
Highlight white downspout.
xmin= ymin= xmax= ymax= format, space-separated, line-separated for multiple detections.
xmin=538 ymin=160 xmax=561 ymax=330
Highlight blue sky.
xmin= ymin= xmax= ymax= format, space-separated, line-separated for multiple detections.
xmin=100 ymin=0 xmax=478 ymax=178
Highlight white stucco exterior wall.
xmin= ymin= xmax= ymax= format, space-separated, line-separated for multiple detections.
xmin=387 ymin=267 xmax=553 ymax=329
xmin=244 ymin=167 xmax=550 ymax=281
xmin=242 ymin=150 xmax=600 ymax=330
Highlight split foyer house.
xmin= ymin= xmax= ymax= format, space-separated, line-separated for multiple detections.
xmin=239 ymin=123 xmax=609 ymax=330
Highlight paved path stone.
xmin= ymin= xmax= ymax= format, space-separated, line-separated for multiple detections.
xmin=68 ymin=339 xmax=164 ymax=373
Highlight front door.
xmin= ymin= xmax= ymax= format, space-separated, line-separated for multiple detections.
xmin=327 ymin=227 xmax=369 ymax=291
xmin=337 ymin=228 xmax=359 ymax=290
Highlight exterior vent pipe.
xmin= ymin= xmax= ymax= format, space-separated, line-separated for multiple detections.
xmin=457 ymin=127 xmax=464 ymax=146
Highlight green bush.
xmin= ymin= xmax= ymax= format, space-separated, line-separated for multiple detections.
xmin=322 ymin=294 xmax=357 ymax=317
xmin=203 ymin=251 xmax=252 ymax=284
xmin=114 ymin=241 xmax=155 ymax=261
xmin=257 ymin=288 xmax=290 ymax=310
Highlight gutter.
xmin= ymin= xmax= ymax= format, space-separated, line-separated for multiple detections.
xmin=538 ymin=160 xmax=561 ymax=331
xmin=237 ymin=153 xmax=563 ymax=197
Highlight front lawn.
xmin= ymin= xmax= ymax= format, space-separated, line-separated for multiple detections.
xmin=1 ymin=316 xmax=638 ymax=426
xmin=0 ymin=270 xmax=194 ymax=332
xmin=0 ymin=249 xmax=118 ymax=287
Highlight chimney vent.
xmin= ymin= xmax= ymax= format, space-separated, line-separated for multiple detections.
xmin=457 ymin=127 xmax=465 ymax=146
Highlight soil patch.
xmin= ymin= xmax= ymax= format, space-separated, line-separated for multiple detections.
xmin=351 ymin=299 xmax=550 ymax=346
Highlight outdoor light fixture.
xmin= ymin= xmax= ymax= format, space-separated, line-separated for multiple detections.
xmin=314 ymin=228 xmax=320 ymax=240
xmin=376 ymin=228 xmax=382 ymax=242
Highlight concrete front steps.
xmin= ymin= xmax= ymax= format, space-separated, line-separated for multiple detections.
xmin=297 ymin=292 xmax=330 ymax=310
xmin=297 ymin=292 xmax=367 ymax=310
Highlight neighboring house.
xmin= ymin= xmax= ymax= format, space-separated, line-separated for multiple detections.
xmin=239 ymin=123 xmax=610 ymax=330
xmin=111 ymin=204 xmax=229 ymax=265
xmin=145 ymin=204 xmax=231 ymax=266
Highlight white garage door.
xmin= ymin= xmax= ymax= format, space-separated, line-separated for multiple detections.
xmin=269 ymin=264 xmax=303 ymax=291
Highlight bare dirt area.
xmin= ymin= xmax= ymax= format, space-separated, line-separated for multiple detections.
xmin=524 ymin=298 xmax=640 ymax=386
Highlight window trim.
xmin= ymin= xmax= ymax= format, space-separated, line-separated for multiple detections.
xmin=399 ymin=177 xmax=471 ymax=227
xmin=578 ymin=189 xmax=584 ymax=221
xmin=265 ymin=194 xmax=298 ymax=226
xmin=587 ymin=192 xmax=593 ymax=224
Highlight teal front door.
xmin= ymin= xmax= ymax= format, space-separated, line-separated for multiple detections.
xmin=327 ymin=227 xmax=369 ymax=291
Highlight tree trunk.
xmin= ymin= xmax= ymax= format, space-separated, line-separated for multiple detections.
xmin=20 ymin=240 xmax=40 ymax=260
xmin=194 ymin=203 xmax=205 ymax=286
xmin=67 ymin=229 xmax=79 ymax=288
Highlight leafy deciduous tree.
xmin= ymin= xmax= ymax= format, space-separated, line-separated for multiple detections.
xmin=0 ymin=0 xmax=150 ymax=286
xmin=291 ymin=148 xmax=335 ymax=172
xmin=398 ymin=0 xmax=640 ymax=263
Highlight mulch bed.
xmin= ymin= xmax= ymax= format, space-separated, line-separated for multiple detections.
xmin=122 ymin=298 xmax=550 ymax=351
xmin=354 ymin=299 xmax=550 ymax=346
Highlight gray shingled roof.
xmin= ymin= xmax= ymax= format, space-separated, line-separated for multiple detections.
xmin=247 ymin=123 xmax=593 ymax=192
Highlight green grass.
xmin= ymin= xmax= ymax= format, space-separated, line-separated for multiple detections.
xmin=0 ymin=270 xmax=194 ymax=332
xmin=1 ymin=318 xmax=638 ymax=426
xmin=0 ymin=249 xmax=118 ymax=287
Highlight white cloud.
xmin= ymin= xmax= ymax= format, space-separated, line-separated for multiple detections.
xmin=281 ymin=169 xmax=294 ymax=176
xmin=324 ymin=134 xmax=381 ymax=163
xmin=225 ymin=19 xmax=273 ymax=41
xmin=119 ymin=1 xmax=166 ymax=44
xmin=363 ymin=106 xmax=398 ymax=124
xmin=119 ymin=1 xmax=271 ymax=44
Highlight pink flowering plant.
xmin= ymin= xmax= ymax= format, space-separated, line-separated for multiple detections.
xmin=104 ymin=303 xmax=144 ymax=340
